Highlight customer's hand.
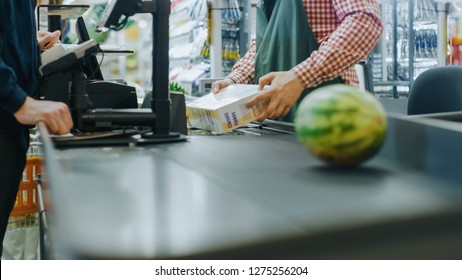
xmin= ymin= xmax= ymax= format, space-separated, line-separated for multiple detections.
xmin=14 ymin=97 xmax=73 ymax=135
xmin=37 ymin=30 xmax=61 ymax=51
xmin=210 ymin=78 xmax=235 ymax=94
xmin=245 ymin=71 xmax=304 ymax=121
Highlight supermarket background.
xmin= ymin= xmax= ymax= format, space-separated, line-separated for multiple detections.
xmin=2 ymin=0 xmax=462 ymax=260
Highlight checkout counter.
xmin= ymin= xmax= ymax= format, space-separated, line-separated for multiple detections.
xmin=34 ymin=0 xmax=462 ymax=259
xmin=37 ymin=112 xmax=462 ymax=259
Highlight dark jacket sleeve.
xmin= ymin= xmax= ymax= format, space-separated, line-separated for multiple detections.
xmin=0 ymin=8 xmax=28 ymax=115
xmin=0 ymin=57 xmax=28 ymax=115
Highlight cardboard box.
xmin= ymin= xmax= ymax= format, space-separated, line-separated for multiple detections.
xmin=186 ymin=85 xmax=268 ymax=132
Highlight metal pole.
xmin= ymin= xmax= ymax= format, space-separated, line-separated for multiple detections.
xmin=392 ymin=0 xmax=398 ymax=98
xmin=239 ymin=0 xmax=250 ymax=57
xmin=409 ymin=0 xmax=415 ymax=88
xmin=151 ymin=0 xmax=171 ymax=135
xmin=436 ymin=2 xmax=449 ymax=66
xmin=381 ymin=1 xmax=387 ymax=83
xmin=210 ymin=0 xmax=223 ymax=78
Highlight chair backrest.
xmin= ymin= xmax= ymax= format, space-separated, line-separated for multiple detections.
xmin=407 ymin=66 xmax=462 ymax=115
xmin=355 ymin=61 xmax=375 ymax=94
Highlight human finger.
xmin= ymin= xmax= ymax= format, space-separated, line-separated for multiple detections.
xmin=269 ymin=104 xmax=287 ymax=120
xmin=61 ymin=105 xmax=74 ymax=132
xmin=47 ymin=30 xmax=61 ymax=40
xmin=39 ymin=30 xmax=61 ymax=50
xmin=37 ymin=30 xmax=48 ymax=37
xmin=282 ymin=106 xmax=292 ymax=118
xmin=56 ymin=118 xmax=71 ymax=135
xmin=211 ymin=80 xmax=231 ymax=94
xmin=43 ymin=116 xmax=59 ymax=135
xmin=245 ymin=88 xmax=273 ymax=109
xmin=39 ymin=101 xmax=72 ymax=134
xmin=211 ymin=81 xmax=224 ymax=93
xmin=247 ymin=90 xmax=275 ymax=122
xmin=256 ymin=110 xmax=269 ymax=122
xmin=54 ymin=103 xmax=73 ymax=134
xmin=258 ymin=72 xmax=276 ymax=90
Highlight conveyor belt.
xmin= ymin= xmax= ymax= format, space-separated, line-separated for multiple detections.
xmin=38 ymin=113 xmax=462 ymax=259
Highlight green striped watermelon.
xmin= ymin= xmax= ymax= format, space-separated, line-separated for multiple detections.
xmin=295 ymin=85 xmax=387 ymax=166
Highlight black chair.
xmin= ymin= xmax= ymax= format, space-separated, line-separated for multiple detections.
xmin=408 ymin=66 xmax=462 ymax=115
xmin=355 ymin=60 xmax=375 ymax=94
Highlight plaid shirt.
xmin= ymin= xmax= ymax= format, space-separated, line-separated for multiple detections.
xmin=227 ymin=0 xmax=383 ymax=88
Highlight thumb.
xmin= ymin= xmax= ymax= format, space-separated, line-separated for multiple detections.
xmin=47 ymin=30 xmax=61 ymax=39
xmin=258 ymin=72 xmax=276 ymax=90
xmin=211 ymin=81 xmax=228 ymax=93
xmin=42 ymin=30 xmax=61 ymax=41
xmin=37 ymin=30 xmax=48 ymax=37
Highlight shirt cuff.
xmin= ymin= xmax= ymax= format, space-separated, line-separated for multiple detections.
xmin=226 ymin=72 xmax=247 ymax=85
xmin=291 ymin=64 xmax=320 ymax=89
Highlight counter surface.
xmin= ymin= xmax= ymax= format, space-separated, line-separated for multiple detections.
xmin=40 ymin=114 xmax=462 ymax=259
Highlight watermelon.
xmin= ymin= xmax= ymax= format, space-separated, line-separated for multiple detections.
xmin=294 ymin=85 xmax=387 ymax=166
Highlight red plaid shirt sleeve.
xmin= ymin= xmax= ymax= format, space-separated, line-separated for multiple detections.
xmin=227 ymin=39 xmax=257 ymax=84
xmin=292 ymin=0 xmax=383 ymax=88
xmin=227 ymin=0 xmax=383 ymax=88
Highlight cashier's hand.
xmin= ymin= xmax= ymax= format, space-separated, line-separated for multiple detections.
xmin=211 ymin=78 xmax=235 ymax=94
xmin=245 ymin=71 xmax=304 ymax=121
xmin=14 ymin=97 xmax=73 ymax=135
xmin=37 ymin=30 xmax=61 ymax=51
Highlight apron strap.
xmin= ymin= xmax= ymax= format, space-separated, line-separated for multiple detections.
xmin=262 ymin=0 xmax=277 ymax=21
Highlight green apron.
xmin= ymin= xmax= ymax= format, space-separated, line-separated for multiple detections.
xmin=255 ymin=0 xmax=344 ymax=122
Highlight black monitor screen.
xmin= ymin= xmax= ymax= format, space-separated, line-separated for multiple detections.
xmin=76 ymin=17 xmax=104 ymax=80
xmin=98 ymin=0 xmax=142 ymax=31
xmin=98 ymin=0 xmax=118 ymax=30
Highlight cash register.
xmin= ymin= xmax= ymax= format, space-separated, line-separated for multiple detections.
xmin=40 ymin=17 xmax=138 ymax=110
xmin=39 ymin=0 xmax=186 ymax=146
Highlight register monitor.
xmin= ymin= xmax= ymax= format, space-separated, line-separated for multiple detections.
xmin=76 ymin=16 xmax=104 ymax=80
xmin=40 ymin=18 xmax=137 ymax=110
xmin=76 ymin=16 xmax=137 ymax=109
xmin=98 ymin=0 xmax=143 ymax=31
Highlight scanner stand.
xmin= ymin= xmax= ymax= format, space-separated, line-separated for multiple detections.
xmin=137 ymin=1 xmax=184 ymax=143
